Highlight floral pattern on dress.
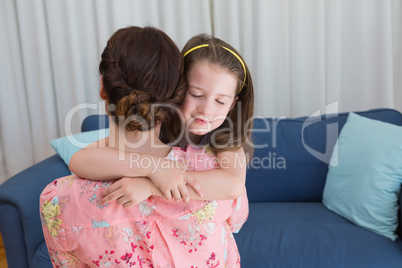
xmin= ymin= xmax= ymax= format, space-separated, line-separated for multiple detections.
xmin=171 ymin=221 xmax=208 ymax=253
xmin=92 ymin=250 xmax=120 ymax=267
xmin=192 ymin=201 xmax=217 ymax=224
xmin=138 ymin=198 xmax=155 ymax=217
xmin=58 ymin=175 xmax=77 ymax=188
xmin=103 ymin=226 xmax=121 ymax=248
xmin=57 ymin=195 xmax=71 ymax=213
xmin=78 ymin=180 xmax=111 ymax=209
xmin=41 ymin=196 xmax=62 ymax=237
xmin=205 ymin=252 xmax=220 ymax=268
xmin=61 ymin=252 xmax=81 ymax=268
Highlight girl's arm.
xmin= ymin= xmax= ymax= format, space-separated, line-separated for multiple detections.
xmin=99 ymin=176 xmax=164 ymax=208
xmin=70 ymin=140 xmax=246 ymax=202
xmin=184 ymin=148 xmax=246 ymax=201
xmin=99 ymin=148 xmax=247 ymax=206
xmin=69 ymin=138 xmax=202 ymax=201
xmin=69 ymin=137 xmax=150 ymax=180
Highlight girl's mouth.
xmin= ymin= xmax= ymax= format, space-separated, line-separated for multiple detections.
xmin=193 ymin=117 xmax=210 ymax=125
xmin=195 ymin=118 xmax=207 ymax=125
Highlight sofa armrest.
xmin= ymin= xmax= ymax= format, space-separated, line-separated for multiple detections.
xmin=399 ymin=185 xmax=402 ymax=238
xmin=0 ymin=154 xmax=70 ymax=267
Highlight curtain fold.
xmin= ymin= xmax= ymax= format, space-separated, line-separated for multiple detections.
xmin=392 ymin=0 xmax=402 ymax=110
xmin=1 ymin=0 xmax=35 ymax=183
xmin=0 ymin=0 xmax=401 ymax=184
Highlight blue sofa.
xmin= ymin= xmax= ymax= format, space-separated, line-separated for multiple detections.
xmin=1 ymin=108 xmax=402 ymax=268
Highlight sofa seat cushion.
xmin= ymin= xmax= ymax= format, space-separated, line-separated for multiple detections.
xmin=234 ymin=202 xmax=402 ymax=268
xmin=32 ymin=242 xmax=52 ymax=268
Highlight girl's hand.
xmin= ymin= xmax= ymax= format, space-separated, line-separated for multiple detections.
xmin=150 ymin=159 xmax=204 ymax=202
xmin=100 ymin=177 xmax=156 ymax=208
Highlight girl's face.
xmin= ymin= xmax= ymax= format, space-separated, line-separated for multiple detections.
xmin=180 ymin=61 xmax=238 ymax=137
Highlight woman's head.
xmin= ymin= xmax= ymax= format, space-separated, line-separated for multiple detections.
xmin=181 ymin=34 xmax=254 ymax=156
xmin=99 ymin=26 xmax=186 ymax=134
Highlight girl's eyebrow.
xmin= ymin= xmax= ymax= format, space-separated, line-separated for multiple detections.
xmin=188 ymin=85 xmax=205 ymax=91
xmin=217 ymin=94 xmax=232 ymax=98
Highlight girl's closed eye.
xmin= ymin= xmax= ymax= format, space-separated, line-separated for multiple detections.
xmin=191 ymin=93 xmax=203 ymax=98
xmin=216 ymin=99 xmax=225 ymax=105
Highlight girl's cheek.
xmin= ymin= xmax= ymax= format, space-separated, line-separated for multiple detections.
xmin=179 ymin=96 xmax=191 ymax=113
xmin=182 ymin=97 xmax=197 ymax=112
xmin=218 ymin=106 xmax=231 ymax=117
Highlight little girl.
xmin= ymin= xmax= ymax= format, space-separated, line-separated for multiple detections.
xmin=69 ymin=33 xmax=255 ymax=207
xmin=41 ymin=29 xmax=254 ymax=267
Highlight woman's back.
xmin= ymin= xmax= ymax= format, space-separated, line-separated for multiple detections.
xmin=41 ymin=145 xmax=248 ymax=267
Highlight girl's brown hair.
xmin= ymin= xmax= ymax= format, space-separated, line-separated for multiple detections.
xmin=182 ymin=34 xmax=255 ymax=159
xmin=99 ymin=26 xmax=186 ymax=140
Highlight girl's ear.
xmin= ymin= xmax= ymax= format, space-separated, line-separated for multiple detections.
xmin=99 ymin=76 xmax=108 ymax=100
xmin=229 ymin=96 xmax=239 ymax=111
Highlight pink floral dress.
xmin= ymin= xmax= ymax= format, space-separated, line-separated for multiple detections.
xmin=40 ymin=145 xmax=248 ymax=268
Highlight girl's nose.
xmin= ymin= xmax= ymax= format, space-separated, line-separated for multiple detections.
xmin=197 ymin=99 xmax=212 ymax=115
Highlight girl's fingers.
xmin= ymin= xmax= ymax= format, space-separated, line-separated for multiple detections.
xmin=122 ymin=201 xmax=136 ymax=208
xmin=101 ymin=182 xmax=119 ymax=198
xmin=163 ymin=189 xmax=172 ymax=200
xmin=171 ymin=188 xmax=182 ymax=202
xmin=100 ymin=188 xmax=123 ymax=205
xmin=178 ymin=183 xmax=190 ymax=203
xmin=116 ymin=195 xmax=131 ymax=206
xmin=186 ymin=179 xmax=204 ymax=198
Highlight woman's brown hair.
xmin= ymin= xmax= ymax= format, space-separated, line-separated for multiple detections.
xmin=99 ymin=26 xmax=186 ymax=140
xmin=182 ymin=34 xmax=255 ymax=159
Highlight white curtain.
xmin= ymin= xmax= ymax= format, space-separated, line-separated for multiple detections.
xmin=0 ymin=0 xmax=211 ymax=184
xmin=213 ymin=0 xmax=402 ymax=117
xmin=0 ymin=0 xmax=401 ymax=184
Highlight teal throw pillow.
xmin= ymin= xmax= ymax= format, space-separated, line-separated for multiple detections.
xmin=50 ymin=128 xmax=109 ymax=167
xmin=323 ymin=112 xmax=402 ymax=240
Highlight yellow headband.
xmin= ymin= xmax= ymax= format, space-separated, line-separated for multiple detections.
xmin=183 ymin=44 xmax=247 ymax=94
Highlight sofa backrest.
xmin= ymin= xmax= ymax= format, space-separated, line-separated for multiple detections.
xmin=81 ymin=114 xmax=109 ymax=132
xmin=246 ymin=108 xmax=402 ymax=203
xmin=81 ymin=109 xmax=402 ymax=203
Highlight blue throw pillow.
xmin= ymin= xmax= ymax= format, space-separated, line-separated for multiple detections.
xmin=323 ymin=113 xmax=402 ymax=240
xmin=50 ymin=129 xmax=109 ymax=167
